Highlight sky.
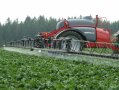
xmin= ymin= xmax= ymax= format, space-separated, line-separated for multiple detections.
xmin=0 ymin=0 xmax=119 ymax=24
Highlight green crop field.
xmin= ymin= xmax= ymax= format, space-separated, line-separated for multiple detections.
xmin=0 ymin=49 xmax=119 ymax=90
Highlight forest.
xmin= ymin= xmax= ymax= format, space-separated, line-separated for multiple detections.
xmin=0 ymin=15 xmax=119 ymax=46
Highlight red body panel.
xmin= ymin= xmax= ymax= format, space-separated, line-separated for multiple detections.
xmin=41 ymin=27 xmax=69 ymax=39
xmin=87 ymin=28 xmax=111 ymax=48
xmin=96 ymin=28 xmax=110 ymax=42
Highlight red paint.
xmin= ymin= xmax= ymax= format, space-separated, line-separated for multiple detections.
xmin=38 ymin=15 xmax=119 ymax=51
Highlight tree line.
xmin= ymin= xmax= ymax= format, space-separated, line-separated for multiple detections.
xmin=0 ymin=16 xmax=57 ymax=46
xmin=0 ymin=15 xmax=119 ymax=46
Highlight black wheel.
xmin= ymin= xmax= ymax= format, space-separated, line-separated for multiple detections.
xmin=57 ymin=31 xmax=84 ymax=52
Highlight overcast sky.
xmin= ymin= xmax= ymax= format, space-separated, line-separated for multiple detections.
xmin=0 ymin=0 xmax=118 ymax=23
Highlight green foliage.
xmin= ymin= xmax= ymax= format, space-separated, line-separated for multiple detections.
xmin=110 ymin=21 xmax=119 ymax=35
xmin=0 ymin=49 xmax=119 ymax=89
xmin=0 ymin=16 xmax=57 ymax=46
xmin=84 ymin=48 xmax=113 ymax=54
